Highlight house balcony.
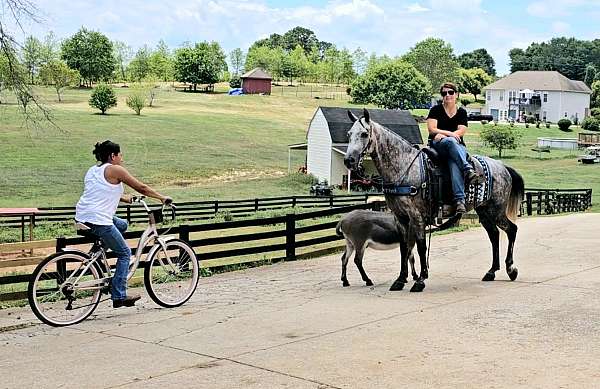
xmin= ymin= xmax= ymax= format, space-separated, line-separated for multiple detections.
xmin=508 ymin=96 xmax=541 ymax=106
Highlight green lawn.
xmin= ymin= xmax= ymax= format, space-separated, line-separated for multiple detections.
xmin=0 ymin=85 xmax=597 ymax=209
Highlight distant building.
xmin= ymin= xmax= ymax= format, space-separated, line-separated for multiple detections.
xmin=484 ymin=71 xmax=591 ymax=123
xmin=288 ymin=107 xmax=422 ymax=188
xmin=241 ymin=68 xmax=272 ymax=95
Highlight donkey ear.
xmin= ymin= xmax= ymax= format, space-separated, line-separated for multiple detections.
xmin=347 ymin=110 xmax=358 ymax=123
xmin=363 ymin=108 xmax=370 ymax=124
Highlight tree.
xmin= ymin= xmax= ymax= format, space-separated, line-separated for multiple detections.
xmin=128 ymin=45 xmax=151 ymax=81
xmin=245 ymin=46 xmax=276 ymax=75
xmin=229 ymin=48 xmax=245 ymax=75
xmin=509 ymin=48 xmax=527 ymax=73
xmin=591 ymin=80 xmax=600 ymax=109
xmin=39 ymin=60 xmax=80 ymax=102
xmin=458 ymin=48 xmax=496 ymax=76
xmin=113 ymin=40 xmax=132 ymax=83
xmin=89 ymin=83 xmax=117 ymax=114
xmin=126 ymin=86 xmax=146 ymax=115
xmin=584 ymin=64 xmax=596 ymax=87
xmin=458 ymin=67 xmax=493 ymax=101
xmin=350 ymin=59 xmax=431 ymax=109
xmin=148 ymin=40 xmax=174 ymax=82
xmin=480 ymin=125 xmax=521 ymax=158
xmin=174 ymin=41 xmax=227 ymax=91
xmin=403 ymin=38 xmax=459 ymax=94
xmin=40 ymin=31 xmax=59 ymax=65
xmin=282 ymin=26 xmax=318 ymax=54
xmin=352 ymin=47 xmax=368 ymax=75
xmin=61 ymin=27 xmax=116 ymax=86
xmin=22 ymin=35 xmax=42 ymax=84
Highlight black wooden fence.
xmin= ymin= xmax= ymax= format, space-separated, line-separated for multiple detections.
xmin=522 ymin=188 xmax=592 ymax=216
xmin=0 ymin=201 xmax=385 ymax=300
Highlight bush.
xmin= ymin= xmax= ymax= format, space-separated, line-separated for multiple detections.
xmin=126 ymin=89 xmax=146 ymax=115
xmin=481 ymin=120 xmax=488 ymax=125
xmin=460 ymin=98 xmax=470 ymax=107
xmin=581 ymin=116 xmax=600 ymax=131
xmin=525 ymin=123 xmax=529 ymax=128
xmin=546 ymin=121 xmax=551 ymax=128
xmin=525 ymin=115 xmax=536 ymax=124
xmin=89 ymin=84 xmax=117 ymax=114
xmin=557 ymin=118 xmax=572 ymax=131
xmin=591 ymin=107 xmax=600 ymax=118
xmin=536 ymin=121 xmax=540 ymax=128
xmin=229 ymin=76 xmax=241 ymax=88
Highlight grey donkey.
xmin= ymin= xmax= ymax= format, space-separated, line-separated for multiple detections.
xmin=336 ymin=209 xmax=415 ymax=287
xmin=344 ymin=109 xmax=524 ymax=293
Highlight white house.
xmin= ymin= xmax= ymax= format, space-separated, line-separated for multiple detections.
xmin=484 ymin=71 xmax=591 ymax=123
xmin=288 ymin=107 xmax=422 ymax=188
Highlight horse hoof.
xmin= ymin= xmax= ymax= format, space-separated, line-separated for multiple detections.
xmin=389 ymin=281 xmax=405 ymax=291
xmin=482 ymin=272 xmax=495 ymax=282
xmin=508 ymin=267 xmax=518 ymax=281
xmin=412 ymin=274 xmax=419 ymax=281
xmin=410 ymin=281 xmax=425 ymax=293
xmin=365 ymin=280 xmax=374 ymax=287
xmin=342 ymin=281 xmax=350 ymax=287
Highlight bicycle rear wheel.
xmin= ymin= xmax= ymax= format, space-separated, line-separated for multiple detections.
xmin=28 ymin=252 xmax=103 ymax=327
xmin=144 ymin=239 xmax=199 ymax=307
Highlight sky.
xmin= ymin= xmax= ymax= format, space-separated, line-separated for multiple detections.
xmin=10 ymin=0 xmax=600 ymax=75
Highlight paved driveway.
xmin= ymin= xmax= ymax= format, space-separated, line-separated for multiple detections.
xmin=1 ymin=213 xmax=600 ymax=388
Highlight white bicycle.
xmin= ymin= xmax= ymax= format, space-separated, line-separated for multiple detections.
xmin=28 ymin=196 xmax=199 ymax=326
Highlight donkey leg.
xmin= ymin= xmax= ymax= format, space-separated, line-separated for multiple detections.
xmin=354 ymin=244 xmax=373 ymax=286
xmin=341 ymin=242 xmax=354 ymax=287
xmin=479 ymin=216 xmax=501 ymax=281
xmin=410 ymin=237 xmax=428 ymax=293
xmin=500 ymin=219 xmax=519 ymax=281
xmin=390 ymin=239 xmax=409 ymax=291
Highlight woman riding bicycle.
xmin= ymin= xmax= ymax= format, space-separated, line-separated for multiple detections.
xmin=75 ymin=140 xmax=172 ymax=308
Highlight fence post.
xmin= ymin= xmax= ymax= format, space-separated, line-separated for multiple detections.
xmin=126 ymin=204 xmax=131 ymax=224
xmin=330 ymin=195 xmax=334 ymax=208
xmin=179 ymin=224 xmax=190 ymax=242
xmin=255 ymin=198 xmax=259 ymax=212
xmin=526 ymin=192 xmax=532 ymax=216
xmin=56 ymin=236 xmax=67 ymax=284
xmin=214 ymin=200 xmax=219 ymax=215
xmin=292 ymin=196 xmax=297 ymax=208
xmin=537 ymin=191 xmax=543 ymax=215
xmin=285 ymin=213 xmax=296 ymax=261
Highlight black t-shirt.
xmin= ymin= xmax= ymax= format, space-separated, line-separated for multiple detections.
xmin=426 ymin=104 xmax=468 ymax=144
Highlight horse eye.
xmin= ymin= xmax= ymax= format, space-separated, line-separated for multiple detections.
xmin=360 ymin=132 xmax=369 ymax=138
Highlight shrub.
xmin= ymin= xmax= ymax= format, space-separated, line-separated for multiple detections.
xmin=126 ymin=89 xmax=146 ymax=115
xmin=591 ymin=107 xmax=600 ymax=117
xmin=481 ymin=120 xmax=488 ymax=125
xmin=89 ymin=84 xmax=117 ymax=114
xmin=229 ymin=76 xmax=241 ymax=88
xmin=525 ymin=115 xmax=536 ymax=124
xmin=581 ymin=116 xmax=600 ymax=131
xmin=480 ymin=124 xmax=522 ymax=158
xmin=536 ymin=121 xmax=540 ymax=128
xmin=546 ymin=121 xmax=551 ymax=128
xmin=460 ymin=98 xmax=470 ymax=107
xmin=346 ymin=86 xmax=352 ymax=95
xmin=557 ymin=118 xmax=572 ymax=131
xmin=525 ymin=123 xmax=529 ymax=128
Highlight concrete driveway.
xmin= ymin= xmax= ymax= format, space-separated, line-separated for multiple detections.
xmin=1 ymin=213 xmax=600 ymax=389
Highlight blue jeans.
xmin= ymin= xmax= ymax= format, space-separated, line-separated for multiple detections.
xmin=431 ymin=137 xmax=471 ymax=203
xmin=85 ymin=217 xmax=131 ymax=300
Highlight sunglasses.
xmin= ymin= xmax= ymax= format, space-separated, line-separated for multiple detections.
xmin=441 ymin=90 xmax=456 ymax=96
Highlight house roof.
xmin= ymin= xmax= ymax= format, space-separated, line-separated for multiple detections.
xmin=241 ymin=68 xmax=272 ymax=80
xmin=317 ymin=107 xmax=423 ymax=145
xmin=485 ymin=71 xmax=591 ymax=93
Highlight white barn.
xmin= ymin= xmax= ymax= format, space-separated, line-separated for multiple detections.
xmin=289 ymin=107 xmax=422 ymax=188
xmin=484 ymin=71 xmax=591 ymax=123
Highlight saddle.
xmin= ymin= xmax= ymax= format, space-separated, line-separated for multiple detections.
xmin=420 ymin=146 xmax=489 ymax=219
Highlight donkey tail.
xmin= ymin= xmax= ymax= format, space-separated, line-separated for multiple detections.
xmin=505 ymin=165 xmax=524 ymax=223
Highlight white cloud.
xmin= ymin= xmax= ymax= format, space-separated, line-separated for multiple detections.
xmin=406 ymin=3 xmax=429 ymax=13
xmin=552 ymin=21 xmax=570 ymax=33
xmin=526 ymin=0 xmax=589 ymax=18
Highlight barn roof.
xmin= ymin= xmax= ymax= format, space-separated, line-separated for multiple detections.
xmin=317 ymin=107 xmax=423 ymax=145
xmin=241 ymin=68 xmax=272 ymax=80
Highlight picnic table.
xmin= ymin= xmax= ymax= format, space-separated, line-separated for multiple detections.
xmin=0 ymin=208 xmax=41 ymax=242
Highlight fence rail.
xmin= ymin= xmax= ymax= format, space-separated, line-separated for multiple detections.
xmin=522 ymin=188 xmax=592 ymax=216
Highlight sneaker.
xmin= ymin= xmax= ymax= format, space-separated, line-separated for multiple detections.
xmin=455 ymin=201 xmax=466 ymax=214
xmin=113 ymin=294 xmax=141 ymax=308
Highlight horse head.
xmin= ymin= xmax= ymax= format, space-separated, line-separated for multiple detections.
xmin=344 ymin=108 xmax=373 ymax=171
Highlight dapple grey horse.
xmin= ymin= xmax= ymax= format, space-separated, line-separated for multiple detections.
xmin=344 ymin=109 xmax=524 ymax=292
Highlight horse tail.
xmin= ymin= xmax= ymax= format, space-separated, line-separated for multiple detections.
xmin=335 ymin=220 xmax=344 ymax=237
xmin=505 ymin=165 xmax=524 ymax=223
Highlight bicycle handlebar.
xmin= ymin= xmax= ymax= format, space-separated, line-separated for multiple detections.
xmin=131 ymin=195 xmax=176 ymax=222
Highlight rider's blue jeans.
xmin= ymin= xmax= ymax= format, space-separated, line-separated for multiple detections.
xmin=431 ymin=137 xmax=471 ymax=203
xmin=86 ymin=217 xmax=131 ymax=300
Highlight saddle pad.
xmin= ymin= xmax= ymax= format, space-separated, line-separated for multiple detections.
xmin=466 ymin=156 xmax=493 ymax=206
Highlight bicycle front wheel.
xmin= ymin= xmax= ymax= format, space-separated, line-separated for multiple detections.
xmin=144 ymin=239 xmax=199 ymax=307
xmin=28 ymin=252 xmax=103 ymax=327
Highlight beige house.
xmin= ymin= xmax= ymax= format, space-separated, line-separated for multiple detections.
xmin=484 ymin=71 xmax=591 ymax=123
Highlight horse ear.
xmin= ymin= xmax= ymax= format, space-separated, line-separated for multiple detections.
xmin=363 ymin=108 xmax=370 ymax=124
xmin=347 ymin=110 xmax=358 ymax=123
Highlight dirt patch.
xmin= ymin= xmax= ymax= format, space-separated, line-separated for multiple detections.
xmin=165 ymin=169 xmax=286 ymax=188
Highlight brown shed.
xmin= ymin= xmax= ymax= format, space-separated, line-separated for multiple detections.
xmin=241 ymin=68 xmax=272 ymax=95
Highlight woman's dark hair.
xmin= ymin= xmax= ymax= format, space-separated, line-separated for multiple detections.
xmin=93 ymin=140 xmax=120 ymax=163
xmin=439 ymin=82 xmax=458 ymax=94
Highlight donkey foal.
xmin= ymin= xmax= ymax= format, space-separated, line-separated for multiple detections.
xmin=336 ymin=210 xmax=414 ymax=287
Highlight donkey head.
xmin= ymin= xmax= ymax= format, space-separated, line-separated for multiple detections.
xmin=344 ymin=108 xmax=372 ymax=170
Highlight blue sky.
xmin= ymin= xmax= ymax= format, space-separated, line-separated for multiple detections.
xmin=13 ymin=0 xmax=600 ymax=75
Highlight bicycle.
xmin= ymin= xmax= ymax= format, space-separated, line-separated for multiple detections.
xmin=27 ymin=196 xmax=200 ymax=327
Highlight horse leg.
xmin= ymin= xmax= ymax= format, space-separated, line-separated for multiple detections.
xmin=390 ymin=238 xmax=409 ymax=291
xmin=499 ymin=218 xmax=519 ymax=281
xmin=479 ymin=215 xmax=501 ymax=281
xmin=354 ymin=244 xmax=373 ymax=286
xmin=410 ymin=236 xmax=428 ymax=293
xmin=341 ymin=241 xmax=354 ymax=287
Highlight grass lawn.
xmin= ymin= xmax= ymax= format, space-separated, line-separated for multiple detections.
xmin=0 ymin=84 xmax=597 ymax=209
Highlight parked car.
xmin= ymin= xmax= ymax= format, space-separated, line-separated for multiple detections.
xmin=310 ymin=182 xmax=333 ymax=196
xmin=578 ymin=146 xmax=600 ymax=164
xmin=467 ymin=113 xmax=494 ymax=122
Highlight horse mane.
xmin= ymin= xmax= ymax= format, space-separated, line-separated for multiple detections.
xmin=370 ymin=120 xmax=416 ymax=150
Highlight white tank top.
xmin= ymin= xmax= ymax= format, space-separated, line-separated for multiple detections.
xmin=75 ymin=164 xmax=124 ymax=225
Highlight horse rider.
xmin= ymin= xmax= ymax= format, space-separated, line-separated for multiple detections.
xmin=426 ymin=82 xmax=481 ymax=214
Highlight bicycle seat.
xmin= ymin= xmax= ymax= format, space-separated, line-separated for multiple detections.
xmin=75 ymin=222 xmax=96 ymax=238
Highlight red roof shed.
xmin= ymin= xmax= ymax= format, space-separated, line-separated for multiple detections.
xmin=241 ymin=68 xmax=272 ymax=95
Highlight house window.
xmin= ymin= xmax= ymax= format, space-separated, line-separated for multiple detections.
xmin=499 ymin=93 xmax=503 ymax=101
xmin=487 ymin=91 xmax=491 ymax=101
xmin=543 ymin=111 xmax=547 ymax=121
xmin=543 ymin=93 xmax=548 ymax=102
xmin=509 ymin=90 xmax=516 ymax=102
